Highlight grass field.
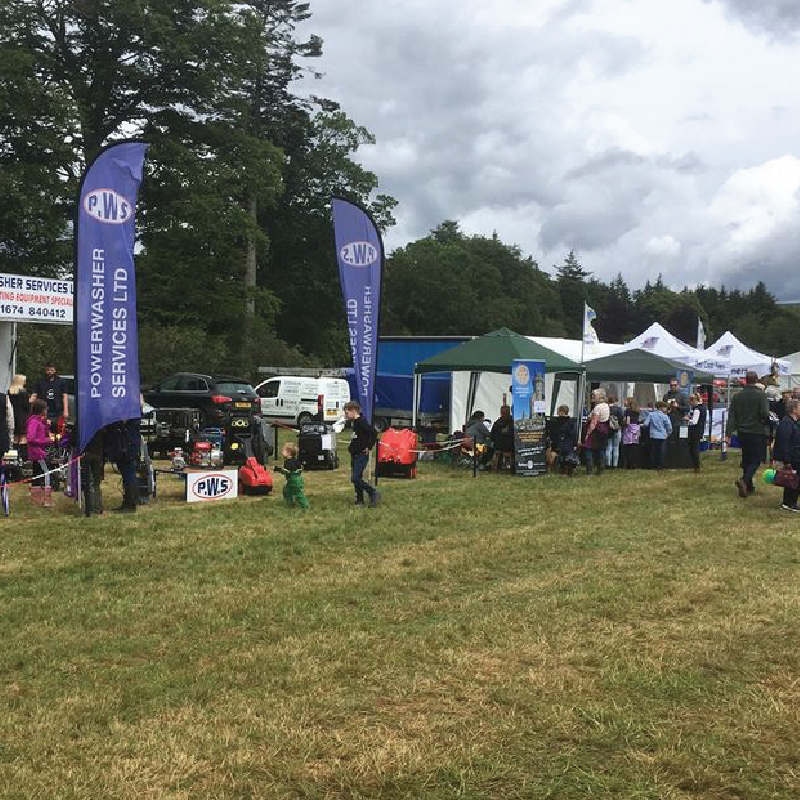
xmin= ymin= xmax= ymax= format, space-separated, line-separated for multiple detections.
xmin=1 ymin=448 xmax=799 ymax=799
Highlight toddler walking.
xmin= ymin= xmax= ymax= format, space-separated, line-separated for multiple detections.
xmin=275 ymin=443 xmax=309 ymax=509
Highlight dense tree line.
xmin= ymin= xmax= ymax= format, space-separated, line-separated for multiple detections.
xmin=2 ymin=0 xmax=394 ymax=382
xmin=384 ymin=223 xmax=798 ymax=358
xmin=2 ymin=2 xmax=796 ymax=385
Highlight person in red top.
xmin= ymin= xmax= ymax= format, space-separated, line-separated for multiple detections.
xmin=26 ymin=399 xmax=54 ymax=507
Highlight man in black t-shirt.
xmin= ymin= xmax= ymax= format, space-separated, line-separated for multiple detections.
xmin=30 ymin=363 xmax=68 ymax=430
xmin=663 ymin=378 xmax=689 ymax=415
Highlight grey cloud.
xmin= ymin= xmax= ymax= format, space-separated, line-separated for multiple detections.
xmin=666 ymin=152 xmax=705 ymax=174
xmin=565 ymin=148 xmax=647 ymax=179
xmin=539 ymin=204 xmax=640 ymax=251
xmin=566 ymin=148 xmax=704 ymax=180
xmin=707 ymin=0 xmax=800 ymax=36
xmin=302 ymin=0 xmax=800 ymax=299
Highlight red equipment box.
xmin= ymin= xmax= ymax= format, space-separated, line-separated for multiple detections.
xmin=377 ymin=428 xmax=418 ymax=478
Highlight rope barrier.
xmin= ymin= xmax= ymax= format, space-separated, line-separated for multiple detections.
xmin=1 ymin=454 xmax=82 ymax=487
xmin=376 ymin=438 xmax=468 ymax=455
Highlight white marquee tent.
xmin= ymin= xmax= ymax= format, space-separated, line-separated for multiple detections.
xmin=610 ymin=322 xmax=728 ymax=374
xmin=778 ymin=351 xmax=800 ymax=389
xmin=700 ymin=331 xmax=791 ymax=379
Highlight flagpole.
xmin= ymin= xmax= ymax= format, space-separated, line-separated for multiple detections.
xmin=579 ymin=304 xmax=587 ymax=439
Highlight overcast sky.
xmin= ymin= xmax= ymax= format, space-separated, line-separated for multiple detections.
xmin=300 ymin=0 xmax=800 ymax=298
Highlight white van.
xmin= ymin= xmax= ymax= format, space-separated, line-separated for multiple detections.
xmin=254 ymin=376 xmax=351 ymax=426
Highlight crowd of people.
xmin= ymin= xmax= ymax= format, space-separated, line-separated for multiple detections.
xmin=452 ymin=375 xmax=800 ymax=513
xmin=727 ymin=372 xmax=800 ymax=512
xmin=2 ymin=364 xmax=141 ymax=513
xmin=3 ymin=361 xmax=799 ymax=516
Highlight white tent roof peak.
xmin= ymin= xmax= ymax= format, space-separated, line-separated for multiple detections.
xmin=701 ymin=331 xmax=790 ymax=378
xmin=527 ymin=336 xmax=620 ymax=363
xmin=613 ymin=322 xmax=701 ymax=365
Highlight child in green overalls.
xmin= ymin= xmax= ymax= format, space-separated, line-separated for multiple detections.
xmin=275 ymin=443 xmax=309 ymax=509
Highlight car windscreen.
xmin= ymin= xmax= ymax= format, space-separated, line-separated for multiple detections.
xmin=214 ymin=382 xmax=256 ymax=398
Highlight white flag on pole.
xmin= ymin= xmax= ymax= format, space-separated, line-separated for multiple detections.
xmin=581 ymin=303 xmax=600 ymax=363
xmin=583 ymin=304 xmax=599 ymax=353
xmin=696 ymin=318 xmax=706 ymax=351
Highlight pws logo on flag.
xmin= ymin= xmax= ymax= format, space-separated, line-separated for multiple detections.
xmin=340 ymin=241 xmax=378 ymax=267
xmin=83 ymin=189 xmax=134 ymax=224
xmin=192 ymin=474 xmax=233 ymax=500
xmin=642 ymin=336 xmax=659 ymax=350
xmin=717 ymin=345 xmax=734 ymax=357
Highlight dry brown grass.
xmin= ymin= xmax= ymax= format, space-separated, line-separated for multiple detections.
xmin=1 ymin=451 xmax=799 ymax=798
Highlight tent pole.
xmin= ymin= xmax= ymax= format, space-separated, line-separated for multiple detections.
xmin=412 ymin=368 xmax=420 ymax=429
xmin=722 ymin=374 xmax=730 ymax=461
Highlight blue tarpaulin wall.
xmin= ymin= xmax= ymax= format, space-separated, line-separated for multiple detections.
xmin=377 ymin=338 xmax=469 ymax=376
xmin=345 ymin=371 xmax=450 ymax=414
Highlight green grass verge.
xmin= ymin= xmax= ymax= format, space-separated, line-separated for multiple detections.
xmin=1 ymin=449 xmax=798 ymax=799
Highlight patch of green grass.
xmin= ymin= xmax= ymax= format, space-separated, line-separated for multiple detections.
xmin=1 ymin=449 xmax=799 ymax=798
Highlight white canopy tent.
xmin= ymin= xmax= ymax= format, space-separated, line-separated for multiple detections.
xmin=779 ymin=352 xmax=800 ymax=389
xmin=611 ymin=322 xmax=728 ymax=374
xmin=527 ymin=336 xmax=620 ymax=363
xmin=450 ymin=371 xmax=573 ymax=432
xmin=700 ymin=331 xmax=791 ymax=379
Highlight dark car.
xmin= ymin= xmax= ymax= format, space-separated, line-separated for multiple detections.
xmin=143 ymin=373 xmax=260 ymax=429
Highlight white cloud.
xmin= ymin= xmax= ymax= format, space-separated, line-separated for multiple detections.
xmin=645 ymin=236 xmax=683 ymax=259
xmin=301 ymin=0 xmax=800 ymax=296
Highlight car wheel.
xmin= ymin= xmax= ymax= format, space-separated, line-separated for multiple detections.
xmin=374 ymin=417 xmax=389 ymax=434
xmin=297 ymin=412 xmax=313 ymax=427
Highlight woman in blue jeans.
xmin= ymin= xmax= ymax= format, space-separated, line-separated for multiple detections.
xmin=644 ymin=401 xmax=673 ymax=470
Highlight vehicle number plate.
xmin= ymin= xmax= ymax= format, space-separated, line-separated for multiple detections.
xmin=235 ymin=402 xmax=251 ymax=408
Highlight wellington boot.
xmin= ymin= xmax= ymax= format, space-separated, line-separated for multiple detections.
xmin=115 ymin=483 xmax=137 ymax=514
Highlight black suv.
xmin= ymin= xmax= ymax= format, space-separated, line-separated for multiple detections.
xmin=144 ymin=373 xmax=260 ymax=428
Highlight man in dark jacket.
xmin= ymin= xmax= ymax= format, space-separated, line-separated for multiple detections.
xmin=30 ymin=363 xmax=68 ymax=433
xmin=726 ymin=371 xmax=771 ymax=498
xmin=773 ymin=399 xmax=800 ymax=512
xmin=344 ymin=401 xmax=379 ymax=507
xmin=490 ymin=405 xmax=513 ymax=470
xmin=466 ymin=411 xmax=494 ymax=469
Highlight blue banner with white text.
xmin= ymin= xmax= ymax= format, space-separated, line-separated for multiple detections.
xmin=76 ymin=142 xmax=148 ymax=453
xmin=332 ymin=197 xmax=383 ymax=423
xmin=512 ymin=359 xmax=547 ymax=476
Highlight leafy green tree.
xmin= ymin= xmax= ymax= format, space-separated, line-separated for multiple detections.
xmin=384 ymin=223 xmax=564 ymax=337
xmin=555 ymin=251 xmax=591 ymax=338
xmin=261 ymin=108 xmax=397 ymax=362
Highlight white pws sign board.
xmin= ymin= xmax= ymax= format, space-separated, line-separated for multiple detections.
xmin=186 ymin=470 xmax=239 ymax=503
xmin=0 ymin=272 xmax=73 ymax=324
